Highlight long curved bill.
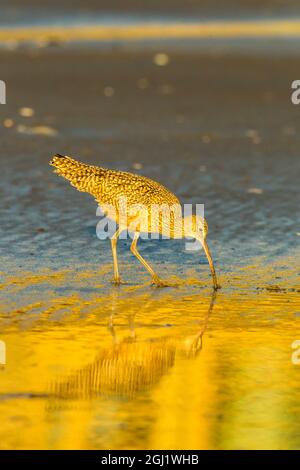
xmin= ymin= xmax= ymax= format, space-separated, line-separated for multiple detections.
xmin=199 ymin=238 xmax=220 ymax=290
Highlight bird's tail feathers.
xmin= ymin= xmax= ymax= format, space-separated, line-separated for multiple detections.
xmin=50 ymin=154 xmax=101 ymax=193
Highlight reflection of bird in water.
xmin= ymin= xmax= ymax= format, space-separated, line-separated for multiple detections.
xmin=50 ymin=154 xmax=219 ymax=289
xmin=50 ymin=292 xmax=216 ymax=400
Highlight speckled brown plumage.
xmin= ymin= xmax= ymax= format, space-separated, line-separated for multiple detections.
xmin=50 ymin=154 xmax=218 ymax=289
xmin=50 ymin=154 xmax=179 ymax=208
xmin=50 ymin=154 xmax=185 ymax=236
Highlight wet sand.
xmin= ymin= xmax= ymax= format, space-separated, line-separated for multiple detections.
xmin=2 ymin=0 xmax=300 ymax=20
xmin=0 ymin=45 xmax=300 ymax=449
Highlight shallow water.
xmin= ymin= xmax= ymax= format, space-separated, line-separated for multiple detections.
xmin=0 ymin=269 xmax=300 ymax=449
xmin=0 ymin=32 xmax=300 ymax=448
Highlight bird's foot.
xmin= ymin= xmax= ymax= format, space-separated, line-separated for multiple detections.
xmin=111 ymin=277 xmax=127 ymax=286
xmin=151 ymin=277 xmax=171 ymax=288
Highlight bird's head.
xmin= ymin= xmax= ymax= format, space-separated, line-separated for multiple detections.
xmin=182 ymin=214 xmax=208 ymax=241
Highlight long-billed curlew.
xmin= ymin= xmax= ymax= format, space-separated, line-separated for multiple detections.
xmin=50 ymin=154 xmax=219 ymax=289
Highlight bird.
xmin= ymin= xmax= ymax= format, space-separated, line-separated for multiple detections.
xmin=50 ymin=154 xmax=219 ymax=289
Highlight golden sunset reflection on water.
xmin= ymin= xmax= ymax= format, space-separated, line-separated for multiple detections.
xmin=0 ymin=259 xmax=299 ymax=449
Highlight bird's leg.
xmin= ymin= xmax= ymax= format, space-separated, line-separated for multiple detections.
xmin=110 ymin=227 xmax=122 ymax=285
xmin=130 ymin=232 xmax=164 ymax=286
